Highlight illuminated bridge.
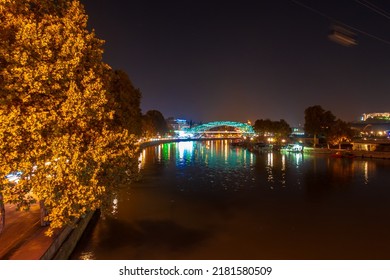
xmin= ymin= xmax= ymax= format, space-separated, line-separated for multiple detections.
xmin=184 ymin=121 xmax=255 ymax=138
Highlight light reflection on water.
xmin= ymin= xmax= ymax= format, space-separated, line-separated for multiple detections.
xmin=72 ymin=140 xmax=390 ymax=260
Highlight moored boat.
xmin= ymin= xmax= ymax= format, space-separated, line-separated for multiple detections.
xmin=331 ymin=151 xmax=355 ymax=158
xmin=282 ymin=143 xmax=304 ymax=153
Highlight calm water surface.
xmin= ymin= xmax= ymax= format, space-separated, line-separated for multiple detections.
xmin=72 ymin=140 xmax=390 ymax=259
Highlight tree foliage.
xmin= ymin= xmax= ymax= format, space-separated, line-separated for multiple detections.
xmin=304 ymin=105 xmax=336 ymax=147
xmin=142 ymin=110 xmax=169 ymax=137
xmin=0 ymin=0 xmax=138 ymax=235
xmin=108 ymin=70 xmax=142 ymax=136
xmin=253 ymin=118 xmax=291 ymax=141
xmin=327 ymin=119 xmax=354 ymax=149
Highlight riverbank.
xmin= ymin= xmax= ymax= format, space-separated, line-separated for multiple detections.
xmin=0 ymin=203 xmax=95 ymax=259
xmin=304 ymin=147 xmax=390 ymax=159
xmin=239 ymin=142 xmax=390 ymax=160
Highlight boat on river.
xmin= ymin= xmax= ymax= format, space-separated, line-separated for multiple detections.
xmin=331 ymin=151 xmax=355 ymax=159
xmin=253 ymin=143 xmax=273 ymax=153
xmin=230 ymin=140 xmax=245 ymax=147
xmin=282 ymin=143 xmax=304 ymax=153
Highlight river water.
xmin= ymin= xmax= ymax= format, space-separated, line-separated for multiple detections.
xmin=72 ymin=140 xmax=390 ymax=259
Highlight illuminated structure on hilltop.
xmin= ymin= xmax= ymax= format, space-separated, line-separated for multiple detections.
xmin=361 ymin=112 xmax=390 ymax=122
xmin=352 ymin=112 xmax=390 ymax=138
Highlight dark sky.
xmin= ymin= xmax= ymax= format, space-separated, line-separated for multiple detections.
xmin=81 ymin=0 xmax=390 ymax=126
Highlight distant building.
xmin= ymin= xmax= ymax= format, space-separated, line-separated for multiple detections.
xmin=289 ymin=127 xmax=316 ymax=146
xmin=352 ymin=139 xmax=390 ymax=152
xmin=361 ymin=112 xmax=390 ymax=122
xmin=351 ymin=112 xmax=390 ymax=138
xmin=166 ymin=117 xmax=190 ymax=131
xmin=349 ymin=113 xmax=390 ymax=151
xmin=291 ymin=127 xmax=305 ymax=137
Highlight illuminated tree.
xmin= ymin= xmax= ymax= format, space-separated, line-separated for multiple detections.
xmin=0 ymin=193 xmax=4 ymax=234
xmin=327 ymin=119 xmax=354 ymax=149
xmin=0 ymin=0 xmax=138 ymax=235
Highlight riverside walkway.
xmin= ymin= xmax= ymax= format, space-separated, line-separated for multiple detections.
xmin=0 ymin=204 xmax=55 ymax=259
xmin=0 ymin=203 xmax=95 ymax=260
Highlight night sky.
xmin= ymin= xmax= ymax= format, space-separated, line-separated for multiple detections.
xmin=81 ymin=0 xmax=390 ymax=126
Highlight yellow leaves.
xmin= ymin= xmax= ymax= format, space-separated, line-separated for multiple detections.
xmin=16 ymin=50 xmax=29 ymax=66
xmin=1 ymin=0 xmax=139 ymax=236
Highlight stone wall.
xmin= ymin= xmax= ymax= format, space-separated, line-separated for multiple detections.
xmin=40 ymin=211 xmax=96 ymax=260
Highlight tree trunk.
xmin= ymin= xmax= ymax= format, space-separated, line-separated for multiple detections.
xmin=39 ymin=200 xmax=49 ymax=227
xmin=0 ymin=193 xmax=5 ymax=234
xmin=313 ymin=134 xmax=317 ymax=148
xmin=339 ymin=142 xmax=342 ymax=150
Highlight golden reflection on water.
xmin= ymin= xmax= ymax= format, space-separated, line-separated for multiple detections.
xmin=266 ymin=152 xmax=274 ymax=187
xmin=325 ymin=156 xmax=377 ymax=188
xmin=138 ymin=149 xmax=146 ymax=171
xmin=79 ymin=251 xmax=95 ymax=260
xmin=281 ymin=154 xmax=286 ymax=187
xmin=267 ymin=152 xmax=273 ymax=167
xmin=364 ymin=161 xmax=369 ymax=184
xmin=111 ymin=197 xmax=118 ymax=215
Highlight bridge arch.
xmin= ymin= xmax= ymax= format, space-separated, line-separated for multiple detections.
xmin=188 ymin=121 xmax=255 ymax=136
